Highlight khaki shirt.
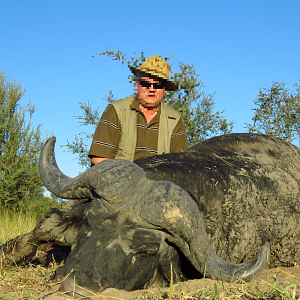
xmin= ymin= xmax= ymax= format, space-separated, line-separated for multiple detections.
xmin=88 ymin=97 xmax=188 ymax=161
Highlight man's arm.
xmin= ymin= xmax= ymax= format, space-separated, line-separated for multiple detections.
xmin=88 ymin=104 xmax=121 ymax=163
xmin=91 ymin=156 xmax=111 ymax=165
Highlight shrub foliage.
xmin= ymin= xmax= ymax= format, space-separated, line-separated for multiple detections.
xmin=245 ymin=81 xmax=300 ymax=143
xmin=0 ymin=71 xmax=44 ymax=210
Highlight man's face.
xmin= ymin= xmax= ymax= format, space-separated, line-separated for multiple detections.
xmin=135 ymin=76 xmax=167 ymax=109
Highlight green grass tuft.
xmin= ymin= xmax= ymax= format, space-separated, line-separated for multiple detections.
xmin=0 ymin=208 xmax=39 ymax=245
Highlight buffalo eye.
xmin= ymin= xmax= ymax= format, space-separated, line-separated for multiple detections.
xmin=135 ymin=245 xmax=159 ymax=257
xmin=136 ymin=251 xmax=149 ymax=258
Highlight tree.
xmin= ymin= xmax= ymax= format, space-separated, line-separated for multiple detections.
xmin=245 ymin=81 xmax=300 ymax=143
xmin=65 ymin=51 xmax=234 ymax=169
xmin=0 ymin=70 xmax=44 ymax=210
xmin=167 ymin=61 xmax=234 ymax=145
xmin=63 ymin=101 xmax=103 ymax=169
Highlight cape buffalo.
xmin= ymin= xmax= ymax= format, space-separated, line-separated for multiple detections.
xmin=2 ymin=133 xmax=300 ymax=296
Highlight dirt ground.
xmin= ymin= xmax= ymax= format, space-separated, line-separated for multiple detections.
xmin=1 ymin=265 xmax=300 ymax=300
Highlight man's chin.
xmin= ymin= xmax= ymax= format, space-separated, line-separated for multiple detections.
xmin=143 ymin=103 xmax=159 ymax=109
xmin=139 ymin=99 xmax=161 ymax=109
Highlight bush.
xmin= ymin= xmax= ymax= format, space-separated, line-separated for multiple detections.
xmin=0 ymin=70 xmax=44 ymax=210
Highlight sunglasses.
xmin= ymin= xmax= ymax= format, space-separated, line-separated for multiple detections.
xmin=138 ymin=79 xmax=165 ymax=89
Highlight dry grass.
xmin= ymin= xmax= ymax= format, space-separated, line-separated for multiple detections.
xmin=0 ymin=209 xmax=38 ymax=245
xmin=0 ymin=265 xmax=300 ymax=300
xmin=143 ymin=284 xmax=300 ymax=300
xmin=1 ymin=211 xmax=300 ymax=299
xmin=0 ymin=264 xmax=61 ymax=299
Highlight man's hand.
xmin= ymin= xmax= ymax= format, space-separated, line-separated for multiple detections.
xmin=91 ymin=157 xmax=111 ymax=165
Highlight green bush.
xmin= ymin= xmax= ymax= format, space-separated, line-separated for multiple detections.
xmin=0 ymin=70 xmax=44 ymax=210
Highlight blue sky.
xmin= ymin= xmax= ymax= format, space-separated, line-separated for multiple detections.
xmin=1 ymin=0 xmax=299 ymax=178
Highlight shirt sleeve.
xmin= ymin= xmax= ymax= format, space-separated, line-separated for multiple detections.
xmin=88 ymin=104 xmax=121 ymax=159
xmin=170 ymin=117 xmax=188 ymax=153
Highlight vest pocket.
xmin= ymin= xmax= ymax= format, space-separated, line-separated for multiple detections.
xmin=119 ymin=141 xmax=132 ymax=155
xmin=116 ymin=140 xmax=134 ymax=161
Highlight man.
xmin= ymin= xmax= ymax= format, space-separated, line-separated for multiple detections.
xmin=88 ymin=55 xmax=188 ymax=164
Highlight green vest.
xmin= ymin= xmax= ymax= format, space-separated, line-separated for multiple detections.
xmin=112 ymin=95 xmax=181 ymax=161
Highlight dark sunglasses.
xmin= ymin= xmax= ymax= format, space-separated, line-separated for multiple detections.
xmin=138 ymin=79 xmax=165 ymax=89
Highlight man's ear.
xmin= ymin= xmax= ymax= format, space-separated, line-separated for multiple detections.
xmin=134 ymin=80 xmax=139 ymax=91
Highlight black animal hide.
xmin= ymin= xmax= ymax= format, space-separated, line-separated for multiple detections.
xmin=135 ymin=133 xmax=300 ymax=267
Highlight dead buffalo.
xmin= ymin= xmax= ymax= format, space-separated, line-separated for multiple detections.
xmin=2 ymin=133 xmax=300 ymax=296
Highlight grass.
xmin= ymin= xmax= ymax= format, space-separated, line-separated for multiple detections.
xmin=142 ymin=274 xmax=300 ymax=300
xmin=0 ymin=273 xmax=299 ymax=300
xmin=0 ymin=263 xmax=60 ymax=299
xmin=1 ymin=210 xmax=300 ymax=299
xmin=0 ymin=209 xmax=39 ymax=245
xmin=0 ymin=262 xmax=300 ymax=300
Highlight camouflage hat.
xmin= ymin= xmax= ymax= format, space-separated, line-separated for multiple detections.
xmin=129 ymin=56 xmax=178 ymax=91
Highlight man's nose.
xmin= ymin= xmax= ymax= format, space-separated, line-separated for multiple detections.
xmin=149 ymin=84 xmax=155 ymax=91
